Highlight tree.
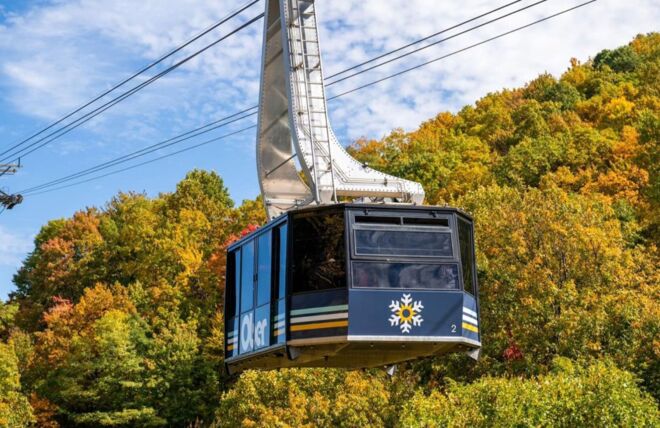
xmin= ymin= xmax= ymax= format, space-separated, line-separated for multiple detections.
xmin=215 ymin=369 xmax=392 ymax=427
xmin=6 ymin=32 xmax=660 ymax=426
xmin=28 ymin=284 xmax=165 ymax=427
xmin=0 ymin=342 xmax=34 ymax=427
xmin=399 ymin=359 xmax=659 ymax=428
xmin=594 ymin=45 xmax=642 ymax=73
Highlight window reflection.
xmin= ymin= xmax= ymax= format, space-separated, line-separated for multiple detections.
xmin=257 ymin=233 xmax=271 ymax=307
xmin=353 ymin=262 xmax=459 ymax=290
xmin=292 ymin=211 xmax=346 ymax=292
xmin=458 ymin=219 xmax=476 ymax=295
xmin=240 ymin=241 xmax=254 ymax=313
xmin=355 ymin=229 xmax=452 ymax=257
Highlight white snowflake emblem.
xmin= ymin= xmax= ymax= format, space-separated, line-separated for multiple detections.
xmin=389 ymin=294 xmax=424 ymax=333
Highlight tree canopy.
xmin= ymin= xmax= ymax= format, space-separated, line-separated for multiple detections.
xmin=1 ymin=33 xmax=658 ymax=427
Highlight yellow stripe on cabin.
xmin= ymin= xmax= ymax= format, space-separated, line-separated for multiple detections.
xmin=290 ymin=320 xmax=349 ymax=332
xmin=227 ymin=345 xmax=235 ymax=351
xmin=462 ymin=322 xmax=479 ymax=333
xmin=274 ymin=329 xmax=284 ymax=336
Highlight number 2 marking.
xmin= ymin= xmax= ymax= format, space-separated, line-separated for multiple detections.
xmin=451 ymin=324 xmax=457 ymax=333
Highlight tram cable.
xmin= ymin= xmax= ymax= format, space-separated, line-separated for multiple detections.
xmin=324 ymin=0 xmax=525 ymax=81
xmin=0 ymin=0 xmax=261 ymax=159
xmin=1 ymin=0 xmax=543 ymax=164
xmin=17 ymin=107 xmax=258 ymax=194
xmin=325 ymin=0 xmax=548 ymax=87
xmin=23 ymin=125 xmax=257 ymax=197
xmin=19 ymin=0 xmax=596 ymax=197
xmin=329 ymin=0 xmax=597 ymax=100
xmin=0 ymin=12 xmax=265 ymax=164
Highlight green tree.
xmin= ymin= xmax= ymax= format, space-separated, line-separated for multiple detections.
xmin=0 ymin=342 xmax=34 ymax=427
xmin=594 ymin=45 xmax=642 ymax=73
xmin=215 ymin=369 xmax=392 ymax=427
xmin=399 ymin=359 xmax=659 ymax=428
xmin=30 ymin=285 xmax=164 ymax=427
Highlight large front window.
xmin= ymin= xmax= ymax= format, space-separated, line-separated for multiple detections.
xmin=354 ymin=228 xmax=452 ymax=257
xmin=292 ymin=210 xmax=346 ymax=293
xmin=353 ymin=262 xmax=459 ymax=289
xmin=350 ymin=212 xmax=461 ymax=291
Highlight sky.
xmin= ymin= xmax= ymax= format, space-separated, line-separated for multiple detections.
xmin=0 ymin=0 xmax=658 ymax=299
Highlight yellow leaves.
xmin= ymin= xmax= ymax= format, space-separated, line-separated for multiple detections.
xmin=409 ymin=111 xmax=458 ymax=143
xmin=0 ymin=342 xmax=35 ymax=427
xmin=74 ymin=283 xmax=136 ymax=320
xmin=613 ymin=125 xmax=640 ymax=159
xmin=582 ymin=165 xmax=649 ymax=206
xmin=216 ymin=369 xmax=392 ymax=427
xmin=629 ymin=32 xmax=660 ymax=56
xmin=400 ymin=360 xmax=660 ymax=427
xmin=562 ymin=57 xmax=589 ymax=89
xmin=457 ymin=183 xmax=658 ymax=374
xmin=34 ymin=284 xmax=135 ymax=367
xmin=603 ymin=96 xmax=636 ymax=126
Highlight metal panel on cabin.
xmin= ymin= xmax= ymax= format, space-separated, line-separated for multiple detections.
xmin=348 ymin=290 xmax=464 ymax=338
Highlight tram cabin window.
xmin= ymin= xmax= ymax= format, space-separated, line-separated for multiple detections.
xmin=354 ymin=229 xmax=452 ymax=258
xmin=240 ymin=240 xmax=255 ymax=313
xmin=350 ymin=212 xmax=461 ymax=290
xmin=256 ymin=232 xmax=272 ymax=307
xmin=226 ymin=249 xmax=240 ymax=319
xmin=353 ymin=262 xmax=459 ymax=289
xmin=292 ymin=210 xmax=346 ymax=293
xmin=458 ymin=218 xmax=476 ymax=295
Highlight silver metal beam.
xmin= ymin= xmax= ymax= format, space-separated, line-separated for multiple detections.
xmin=256 ymin=0 xmax=425 ymax=218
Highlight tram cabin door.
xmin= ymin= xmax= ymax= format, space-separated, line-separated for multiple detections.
xmin=225 ymin=223 xmax=288 ymax=360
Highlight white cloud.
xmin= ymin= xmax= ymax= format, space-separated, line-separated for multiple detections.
xmin=0 ymin=225 xmax=33 ymax=268
xmin=317 ymin=0 xmax=660 ymax=138
xmin=0 ymin=0 xmax=658 ymax=149
xmin=0 ymin=0 xmax=261 ymax=157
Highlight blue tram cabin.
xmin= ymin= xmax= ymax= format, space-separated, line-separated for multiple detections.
xmin=224 ymin=203 xmax=481 ymax=374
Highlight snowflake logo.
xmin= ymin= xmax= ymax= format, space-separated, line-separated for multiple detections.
xmin=389 ymin=294 xmax=423 ymax=333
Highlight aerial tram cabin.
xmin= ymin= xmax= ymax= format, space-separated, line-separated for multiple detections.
xmin=224 ymin=0 xmax=481 ymax=373
xmin=224 ymin=203 xmax=480 ymax=374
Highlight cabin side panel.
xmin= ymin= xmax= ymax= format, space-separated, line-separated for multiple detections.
xmin=225 ymin=218 xmax=288 ymax=363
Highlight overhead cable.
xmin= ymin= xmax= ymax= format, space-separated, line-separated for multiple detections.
xmin=20 ymin=0 xmax=597 ymax=196
xmin=18 ymin=108 xmax=258 ymax=194
xmin=0 ymin=0 xmax=261 ymax=158
xmin=24 ymin=126 xmax=257 ymax=197
xmin=329 ymin=0 xmax=597 ymax=100
xmin=325 ymin=0 xmax=524 ymax=80
xmin=0 ymin=12 xmax=265 ymax=163
xmin=326 ymin=0 xmax=548 ymax=87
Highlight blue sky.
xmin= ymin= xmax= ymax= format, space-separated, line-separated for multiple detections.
xmin=0 ymin=0 xmax=658 ymax=299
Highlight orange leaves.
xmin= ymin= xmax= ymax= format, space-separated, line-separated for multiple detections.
xmin=28 ymin=393 xmax=59 ymax=428
xmin=35 ymin=284 xmax=135 ymax=366
xmin=223 ymin=224 xmax=260 ymax=248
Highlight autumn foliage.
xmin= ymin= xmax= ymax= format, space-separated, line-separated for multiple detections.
xmin=0 ymin=33 xmax=658 ymax=427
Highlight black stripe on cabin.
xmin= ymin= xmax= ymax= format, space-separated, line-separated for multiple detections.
xmin=290 ymin=326 xmax=348 ymax=340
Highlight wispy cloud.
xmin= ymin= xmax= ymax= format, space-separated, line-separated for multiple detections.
xmin=0 ymin=0 xmax=260 ymax=156
xmin=0 ymin=0 xmax=658 ymax=148
xmin=317 ymin=0 xmax=660 ymax=138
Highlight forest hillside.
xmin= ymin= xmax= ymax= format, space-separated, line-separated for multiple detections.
xmin=0 ymin=33 xmax=658 ymax=427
